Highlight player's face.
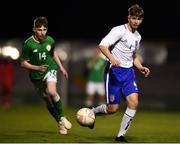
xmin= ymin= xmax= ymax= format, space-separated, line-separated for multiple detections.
xmin=128 ymin=16 xmax=143 ymax=30
xmin=34 ymin=25 xmax=48 ymax=42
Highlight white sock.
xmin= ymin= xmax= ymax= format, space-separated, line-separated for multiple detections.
xmin=53 ymin=94 xmax=60 ymax=102
xmin=93 ymin=104 xmax=107 ymax=114
xmin=117 ymin=107 xmax=136 ymax=137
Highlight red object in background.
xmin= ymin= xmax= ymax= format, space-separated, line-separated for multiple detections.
xmin=0 ymin=62 xmax=14 ymax=109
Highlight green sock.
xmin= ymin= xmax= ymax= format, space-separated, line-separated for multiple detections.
xmin=53 ymin=100 xmax=64 ymax=121
xmin=42 ymin=95 xmax=60 ymax=122
xmin=47 ymin=106 xmax=59 ymax=122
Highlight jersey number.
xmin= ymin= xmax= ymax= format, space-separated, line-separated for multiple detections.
xmin=39 ymin=52 xmax=47 ymax=60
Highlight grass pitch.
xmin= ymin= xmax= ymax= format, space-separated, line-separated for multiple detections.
xmin=0 ymin=104 xmax=180 ymax=143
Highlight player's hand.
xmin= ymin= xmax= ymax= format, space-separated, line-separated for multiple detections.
xmin=139 ymin=66 xmax=150 ymax=77
xmin=110 ymin=57 xmax=120 ymax=67
xmin=60 ymin=67 xmax=68 ymax=79
xmin=38 ymin=65 xmax=49 ymax=72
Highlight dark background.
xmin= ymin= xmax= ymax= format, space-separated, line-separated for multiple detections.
xmin=1 ymin=0 xmax=180 ymax=110
xmin=0 ymin=0 xmax=179 ymax=41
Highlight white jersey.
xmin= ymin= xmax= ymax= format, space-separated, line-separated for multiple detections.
xmin=99 ymin=24 xmax=141 ymax=68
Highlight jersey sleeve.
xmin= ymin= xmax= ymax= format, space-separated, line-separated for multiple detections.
xmin=99 ymin=25 xmax=126 ymax=47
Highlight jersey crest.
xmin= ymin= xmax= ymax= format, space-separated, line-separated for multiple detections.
xmin=46 ymin=45 xmax=51 ymax=51
xmin=110 ymin=95 xmax=115 ymax=102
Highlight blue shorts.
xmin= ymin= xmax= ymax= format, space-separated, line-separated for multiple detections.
xmin=104 ymin=63 xmax=139 ymax=104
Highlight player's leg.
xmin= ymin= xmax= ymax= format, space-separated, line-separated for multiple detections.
xmin=93 ymin=103 xmax=119 ymax=114
xmin=33 ymin=72 xmax=71 ymax=135
xmin=116 ymin=93 xmax=138 ymax=141
xmin=42 ymin=91 xmax=59 ymax=122
xmin=46 ymin=81 xmax=64 ymax=119
xmin=45 ymin=69 xmax=72 ymax=134
xmin=85 ymin=94 xmax=94 ymax=107
xmin=90 ymin=65 xmax=121 ymax=130
xmin=93 ymin=64 xmax=121 ymax=115
xmin=34 ymin=81 xmax=59 ymax=122
xmin=46 ymin=81 xmax=72 ymax=134
xmin=86 ymin=79 xmax=110 ymax=129
xmin=97 ymin=82 xmax=105 ymax=105
xmin=98 ymin=95 xmax=105 ymax=105
xmin=44 ymin=70 xmax=65 ymax=120
xmin=85 ymin=82 xmax=96 ymax=107
xmin=116 ymin=68 xmax=139 ymax=141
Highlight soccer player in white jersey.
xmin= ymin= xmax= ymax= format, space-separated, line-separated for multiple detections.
xmin=90 ymin=4 xmax=150 ymax=142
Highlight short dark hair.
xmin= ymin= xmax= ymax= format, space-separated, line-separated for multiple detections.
xmin=128 ymin=4 xmax=144 ymax=18
xmin=33 ymin=16 xmax=48 ymax=28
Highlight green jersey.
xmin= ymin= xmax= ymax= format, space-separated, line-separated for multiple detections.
xmin=87 ymin=57 xmax=106 ymax=82
xmin=21 ymin=35 xmax=58 ymax=81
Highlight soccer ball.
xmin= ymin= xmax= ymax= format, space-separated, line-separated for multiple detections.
xmin=76 ymin=107 xmax=95 ymax=126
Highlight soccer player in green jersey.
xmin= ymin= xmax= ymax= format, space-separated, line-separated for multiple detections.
xmin=85 ymin=48 xmax=106 ymax=107
xmin=20 ymin=16 xmax=72 ymax=135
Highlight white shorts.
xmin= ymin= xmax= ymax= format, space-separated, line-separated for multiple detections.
xmin=33 ymin=70 xmax=57 ymax=98
xmin=43 ymin=70 xmax=57 ymax=83
xmin=86 ymin=81 xmax=105 ymax=96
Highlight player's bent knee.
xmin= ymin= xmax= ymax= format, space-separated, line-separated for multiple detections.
xmin=48 ymin=91 xmax=57 ymax=98
xmin=128 ymin=101 xmax=138 ymax=109
xmin=107 ymin=105 xmax=119 ymax=113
